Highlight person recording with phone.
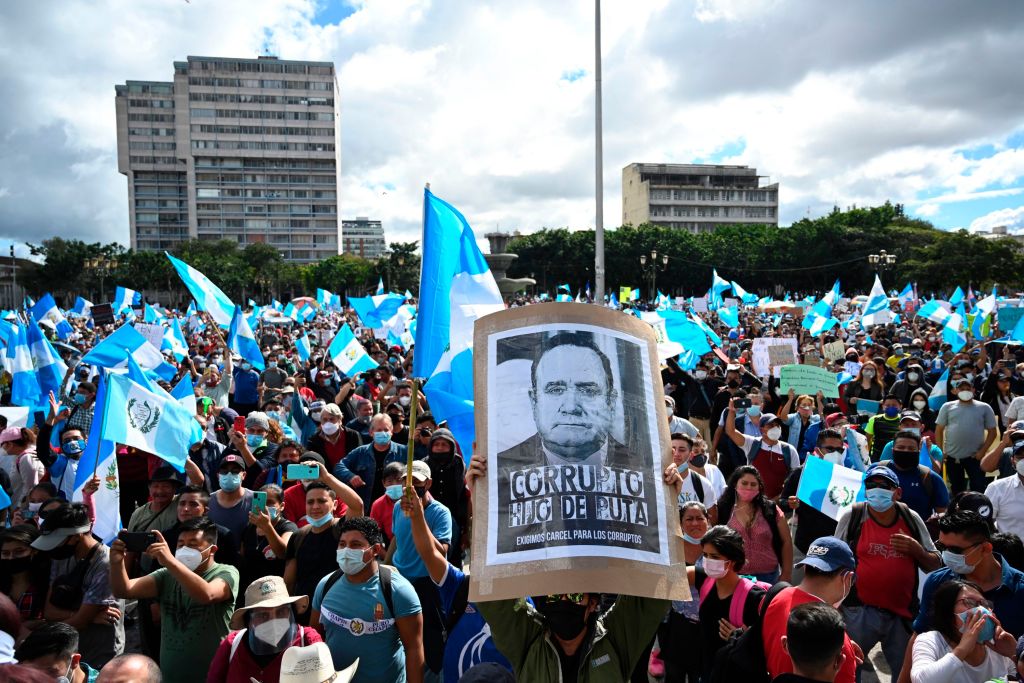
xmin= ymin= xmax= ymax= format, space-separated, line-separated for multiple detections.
xmin=239 ymin=484 xmax=297 ymax=600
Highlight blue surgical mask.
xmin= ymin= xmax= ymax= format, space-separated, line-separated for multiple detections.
xmin=883 ymin=406 xmax=900 ymax=418
xmin=746 ymin=406 xmax=762 ymax=418
xmin=268 ymin=507 xmax=279 ymax=520
xmin=73 ymin=393 xmax=88 ymax=405
xmin=267 ymin=361 xmax=277 ymax=369
xmin=682 ymin=532 xmax=703 ymax=544
xmin=218 ymin=472 xmax=242 ymax=492
xmin=241 ymin=362 xmax=251 ymax=371
xmin=306 ymin=511 xmax=333 ymax=528
xmin=677 ymin=460 xmax=689 ymax=473
xmin=959 ymin=606 xmax=996 ymax=642
xmin=246 ymin=434 xmax=265 ymax=449
xmin=385 ymin=484 xmax=404 ymax=501
xmin=941 ymin=549 xmax=977 ymax=575
xmin=865 ymin=488 xmax=894 ymax=512
xmin=904 ymin=427 xmax=921 ymax=437
xmin=336 ymin=547 xmax=369 ymax=575
xmin=372 ymin=432 xmax=391 ymax=447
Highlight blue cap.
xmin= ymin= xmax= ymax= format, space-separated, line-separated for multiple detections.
xmin=759 ymin=413 xmax=782 ymax=428
xmin=797 ymin=536 xmax=856 ymax=572
xmin=865 ymin=464 xmax=900 ymax=488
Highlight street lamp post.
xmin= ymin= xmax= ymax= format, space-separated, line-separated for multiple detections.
xmin=867 ymin=250 xmax=897 ymax=273
xmin=639 ymin=249 xmax=669 ymax=302
xmin=86 ymin=257 xmax=118 ymax=302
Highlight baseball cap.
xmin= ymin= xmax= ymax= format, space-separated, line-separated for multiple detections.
xmin=31 ymin=504 xmax=92 ymax=552
xmin=953 ymin=492 xmax=994 ymax=522
xmin=824 ymin=413 xmax=848 ymax=428
xmin=759 ymin=413 xmax=782 ymax=428
xmin=403 ymin=460 xmax=431 ymax=483
xmin=899 ymin=410 xmax=921 ymax=422
xmin=797 ymin=536 xmax=856 ymax=572
xmin=865 ymin=464 xmax=900 ymax=488
xmin=218 ymin=454 xmax=245 ymax=471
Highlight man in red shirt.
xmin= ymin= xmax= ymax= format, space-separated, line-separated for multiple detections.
xmin=835 ymin=465 xmax=940 ymax=680
xmin=724 ymin=404 xmax=800 ymax=500
xmin=763 ymin=536 xmax=861 ymax=683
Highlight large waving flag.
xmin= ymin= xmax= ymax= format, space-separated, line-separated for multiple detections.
xmin=730 ymin=280 xmax=758 ymax=305
xmin=928 ymin=368 xmax=950 ymax=410
xmin=171 ymin=374 xmax=197 ymax=415
xmin=375 ymin=277 xmax=385 ymax=296
xmin=113 ymin=287 xmax=141 ymax=315
xmin=348 ymin=294 xmax=405 ymax=330
xmin=327 ymin=323 xmax=378 ymax=376
xmin=161 ymin=317 xmax=189 ymax=362
xmin=81 ymin=323 xmax=177 ymax=382
xmin=796 ymin=456 xmax=866 ymax=521
xmin=717 ymin=305 xmax=739 ymax=328
xmin=414 ymin=188 xmax=504 ymax=458
xmin=166 ymin=253 xmax=236 ymax=328
xmin=916 ymin=299 xmax=952 ymax=326
xmin=897 ymin=283 xmax=915 ymax=304
xmin=73 ymin=372 xmax=121 ymax=543
xmin=861 ymin=275 xmax=893 ymax=326
xmin=943 ymin=303 xmax=968 ymax=352
xmin=949 ymin=286 xmax=965 ymax=307
xmin=227 ymin=305 xmax=265 ymax=371
xmin=969 ymin=290 xmax=997 ymax=339
xmin=7 ymin=325 xmax=41 ymax=408
xmin=70 ymin=296 xmax=93 ymax=318
xmin=709 ymin=269 xmax=731 ymax=310
xmin=690 ymin=312 xmax=723 ymax=347
xmin=101 ymin=371 xmax=201 ymax=471
xmin=656 ymin=310 xmax=713 ymax=356
xmin=29 ymin=294 xmax=74 ymax=339
xmin=26 ymin=319 xmax=67 ymax=403
xmin=295 ymin=332 xmax=311 ymax=363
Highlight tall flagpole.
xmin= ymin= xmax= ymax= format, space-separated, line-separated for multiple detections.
xmin=593 ymin=0 xmax=605 ymax=303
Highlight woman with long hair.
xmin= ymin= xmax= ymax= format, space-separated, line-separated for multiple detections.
xmin=843 ymin=363 xmax=885 ymax=416
xmin=0 ymin=525 xmax=50 ymax=623
xmin=716 ymin=466 xmax=793 ymax=583
xmin=910 ymin=579 xmax=1015 ymax=682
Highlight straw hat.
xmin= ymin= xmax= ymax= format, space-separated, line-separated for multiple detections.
xmin=229 ymin=576 xmax=309 ymax=630
xmin=279 ymin=643 xmax=358 ymax=683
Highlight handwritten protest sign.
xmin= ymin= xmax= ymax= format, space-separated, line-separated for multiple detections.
xmin=752 ymin=337 xmax=797 ymax=378
xmin=470 ymin=303 xmax=688 ymax=602
xmin=692 ymin=297 xmax=708 ymax=313
xmin=780 ymin=364 xmax=840 ymax=398
xmin=133 ymin=323 xmax=164 ymax=351
xmin=823 ymin=340 xmax=847 ymax=363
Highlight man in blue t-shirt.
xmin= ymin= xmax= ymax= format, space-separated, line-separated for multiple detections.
xmin=231 ymin=361 xmax=261 ymax=415
xmin=398 ymin=482 xmax=515 ymax=682
xmin=880 ymin=429 xmax=949 ymax=522
xmin=311 ymin=516 xmax=423 ymax=683
xmin=388 ymin=460 xmax=452 ymax=679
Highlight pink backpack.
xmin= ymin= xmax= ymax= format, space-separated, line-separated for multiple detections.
xmin=699 ymin=576 xmax=772 ymax=628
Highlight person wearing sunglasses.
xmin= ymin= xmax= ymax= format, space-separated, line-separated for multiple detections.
xmin=834 ymin=466 xmax=940 ymax=680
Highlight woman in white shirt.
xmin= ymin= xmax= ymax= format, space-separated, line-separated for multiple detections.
xmin=911 ymin=579 xmax=1016 ymax=683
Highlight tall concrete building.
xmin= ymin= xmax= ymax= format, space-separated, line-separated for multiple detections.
xmin=622 ymin=163 xmax=779 ymax=233
xmin=115 ymin=55 xmax=339 ymax=263
xmin=341 ymin=217 xmax=386 ymax=259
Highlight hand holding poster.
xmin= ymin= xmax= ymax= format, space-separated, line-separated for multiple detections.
xmin=470 ymin=303 xmax=688 ymax=602
xmin=779 ymin=364 xmax=840 ymax=398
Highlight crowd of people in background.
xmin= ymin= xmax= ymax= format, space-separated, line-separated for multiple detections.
xmin=2 ymin=291 xmax=1024 ymax=683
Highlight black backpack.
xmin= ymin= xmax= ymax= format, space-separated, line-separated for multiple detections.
xmin=709 ymin=581 xmax=791 ymax=683
xmin=320 ymin=564 xmax=396 ymax=617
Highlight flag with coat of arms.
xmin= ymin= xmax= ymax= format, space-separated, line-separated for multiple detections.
xmin=796 ymin=456 xmax=866 ymax=521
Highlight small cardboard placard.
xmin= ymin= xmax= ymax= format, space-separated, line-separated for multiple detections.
xmin=469 ymin=303 xmax=689 ymax=603
xmin=779 ymin=364 xmax=840 ymax=398
xmin=90 ymin=304 xmax=115 ymax=326
xmin=752 ymin=337 xmax=798 ymax=378
xmin=823 ymin=340 xmax=847 ymax=363
xmin=133 ymin=322 xmax=165 ymax=351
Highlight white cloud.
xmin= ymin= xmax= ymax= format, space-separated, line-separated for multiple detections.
xmin=969 ymin=205 xmax=1024 ymax=233
xmin=0 ymin=0 xmax=1023 ymax=250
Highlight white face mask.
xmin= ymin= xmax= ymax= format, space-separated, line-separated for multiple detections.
xmin=695 ymin=370 xmax=707 ymax=380
xmin=704 ymin=557 xmax=729 ymax=579
xmin=958 ymin=390 xmax=974 ymax=401
xmin=320 ymin=421 xmax=340 ymax=436
xmin=1016 ymin=459 xmax=1024 ymax=478
xmin=398 ymin=396 xmax=411 ymax=407
xmin=766 ymin=427 xmax=782 ymax=441
xmin=175 ymin=545 xmax=207 ymax=572
xmin=253 ymin=617 xmax=292 ymax=645
xmin=913 ymin=400 xmax=927 ymax=410
xmin=907 ymin=372 xmax=920 ymax=382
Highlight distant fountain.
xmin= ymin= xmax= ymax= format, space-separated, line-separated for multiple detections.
xmin=484 ymin=231 xmax=535 ymax=297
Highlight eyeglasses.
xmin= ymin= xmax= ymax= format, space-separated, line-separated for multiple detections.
xmin=936 ymin=541 xmax=982 ymax=556
xmin=545 ymin=593 xmax=587 ymax=604
xmin=956 ymin=597 xmax=992 ymax=610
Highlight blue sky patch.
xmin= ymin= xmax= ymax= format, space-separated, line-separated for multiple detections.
xmin=561 ymin=68 xmax=586 ymax=82
xmin=313 ymin=0 xmax=358 ymax=27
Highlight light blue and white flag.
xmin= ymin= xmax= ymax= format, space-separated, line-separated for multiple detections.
xmin=928 ymin=368 xmax=949 ymax=411
xmin=228 ymin=306 xmax=265 ymax=371
xmin=897 ymin=283 xmax=915 ymax=304
xmin=162 ymin=318 xmax=189 ymax=362
xmin=70 ymin=296 xmax=93 ymax=318
xmin=730 ymin=280 xmax=759 ymax=305
xmin=327 ymin=323 xmax=378 ymax=376
xmin=113 ymin=287 xmax=141 ymax=316
xmin=556 ymin=293 xmax=572 ymax=302
xmin=171 ymin=374 xmax=197 ymax=415
xmin=295 ymin=332 xmax=311 ymax=363
xmin=81 ymin=323 xmax=177 ymax=382
xmin=73 ymin=372 xmax=121 ymax=543
xmin=376 ymin=277 xmax=385 ymax=296
xmin=414 ymin=189 xmax=504 ymax=457
xmin=607 ymin=293 xmax=620 ymax=310
xmin=166 ymin=253 xmax=236 ymax=328
xmin=142 ymin=303 xmax=165 ymax=324
xmin=861 ymin=275 xmax=893 ymax=327
xmin=349 ymin=294 xmax=405 ymax=330
xmin=29 ymin=294 xmax=74 ymax=339
xmin=970 ymin=290 xmax=997 ymax=339
xmin=100 ymin=371 xmax=201 ymax=471
xmin=949 ymin=286 xmax=965 ymax=307
xmin=943 ymin=303 xmax=967 ymax=352
xmin=709 ymin=269 xmax=731 ymax=310
xmin=26 ymin=319 xmax=67 ymax=403
xmin=916 ymin=299 xmax=952 ymax=326
xmin=796 ymin=456 xmax=866 ymax=521
xmin=7 ymin=325 xmax=41 ymax=408
xmin=717 ymin=305 xmax=739 ymax=328
xmin=690 ymin=312 xmax=724 ymax=347
xmin=404 ymin=289 xmax=414 ymax=301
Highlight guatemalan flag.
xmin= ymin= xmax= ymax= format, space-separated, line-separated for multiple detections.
xmin=796 ymin=456 xmax=866 ymax=521
xmin=81 ymin=324 xmax=177 ymax=382
xmin=166 ymin=253 xmax=236 ymax=328
xmin=327 ymin=323 xmax=378 ymax=376
xmin=414 ymin=188 xmax=504 ymax=458
xmin=113 ymin=287 xmax=141 ymax=316
xmin=228 ymin=305 xmax=265 ymax=371
xmin=74 ymin=372 xmax=120 ymax=543
xmin=26 ymin=319 xmax=67 ymax=403
xmin=162 ymin=318 xmax=189 ymax=362
xmin=861 ymin=275 xmax=893 ymax=327
xmin=29 ymin=294 xmax=74 ymax=339
xmin=295 ymin=332 xmax=311 ymax=363
xmin=928 ymin=369 xmax=950 ymax=410
xmin=7 ymin=325 xmax=41 ymax=409
xmin=376 ymin=277 xmax=385 ymax=296
xmin=348 ymin=294 xmax=405 ymax=330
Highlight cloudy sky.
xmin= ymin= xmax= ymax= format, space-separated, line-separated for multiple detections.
xmin=1 ymin=0 xmax=1022 ymax=255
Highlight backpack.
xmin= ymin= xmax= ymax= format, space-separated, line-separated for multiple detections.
xmin=698 ymin=575 xmax=771 ymax=629
xmin=743 ymin=437 xmax=796 ymax=476
xmin=320 ymin=564 xmax=396 ymax=618
xmin=708 ymin=581 xmax=791 ymax=683
xmin=843 ymin=501 xmax=928 ymax=612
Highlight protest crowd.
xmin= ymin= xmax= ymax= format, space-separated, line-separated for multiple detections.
xmin=2 ymin=198 xmax=1024 ymax=683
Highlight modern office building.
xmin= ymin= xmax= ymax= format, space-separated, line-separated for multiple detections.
xmin=115 ymin=55 xmax=339 ymax=262
xmin=621 ymin=163 xmax=779 ymax=233
xmin=341 ymin=217 xmax=386 ymax=259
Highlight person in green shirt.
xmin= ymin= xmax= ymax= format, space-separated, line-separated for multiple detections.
xmin=109 ymin=517 xmax=238 ymax=683
xmin=865 ymin=394 xmax=903 ymax=463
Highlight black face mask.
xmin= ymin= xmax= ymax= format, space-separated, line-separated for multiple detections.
xmin=50 ymin=540 xmax=77 ymax=561
xmin=431 ymin=449 xmax=454 ymax=466
xmin=892 ymin=449 xmax=918 ymax=470
xmin=413 ymin=486 xmax=427 ymax=499
xmin=727 ymin=380 xmax=740 ymax=389
xmin=690 ymin=454 xmax=708 ymax=468
xmin=540 ymin=600 xmax=589 ymax=640
xmin=0 ymin=556 xmax=32 ymax=575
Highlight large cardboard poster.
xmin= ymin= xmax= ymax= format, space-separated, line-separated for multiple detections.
xmin=470 ymin=303 xmax=689 ymax=602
